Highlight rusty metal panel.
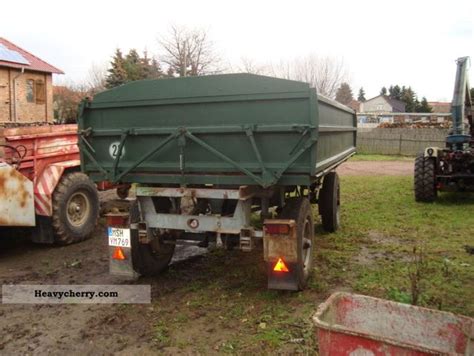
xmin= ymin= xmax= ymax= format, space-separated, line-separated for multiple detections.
xmin=263 ymin=219 xmax=297 ymax=263
xmin=1 ymin=123 xmax=82 ymax=217
xmin=313 ymin=292 xmax=474 ymax=355
xmin=0 ymin=124 xmax=79 ymax=182
xmin=0 ymin=162 xmax=35 ymax=226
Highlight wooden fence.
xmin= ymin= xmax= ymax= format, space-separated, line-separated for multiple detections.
xmin=357 ymin=128 xmax=449 ymax=155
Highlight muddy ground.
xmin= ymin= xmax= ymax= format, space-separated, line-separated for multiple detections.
xmin=0 ymin=161 xmax=413 ymax=355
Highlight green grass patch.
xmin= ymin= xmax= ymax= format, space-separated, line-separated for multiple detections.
xmin=332 ymin=175 xmax=474 ymax=315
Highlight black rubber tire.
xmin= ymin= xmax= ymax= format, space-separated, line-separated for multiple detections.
xmin=52 ymin=172 xmax=99 ymax=245
xmin=279 ymin=197 xmax=314 ymax=290
xmin=129 ymin=200 xmax=175 ymax=276
xmin=414 ymin=154 xmax=437 ymax=202
xmin=319 ymin=172 xmax=340 ymax=232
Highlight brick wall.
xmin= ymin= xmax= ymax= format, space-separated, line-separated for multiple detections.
xmin=0 ymin=68 xmax=11 ymax=120
xmin=0 ymin=67 xmax=53 ymax=123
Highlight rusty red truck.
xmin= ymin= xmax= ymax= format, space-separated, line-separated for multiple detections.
xmin=0 ymin=124 xmax=99 ymax=244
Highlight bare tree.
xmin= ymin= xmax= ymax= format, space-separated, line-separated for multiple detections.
xmin=158 ymin=25 xmax=221 ymax=77
xmin=86 ymin=63 xmax=107 ymax=95
xmin=270 ymin=54 xmax=349 ymax=98
xmin=238 ymin=57 xmax=270 ymax=75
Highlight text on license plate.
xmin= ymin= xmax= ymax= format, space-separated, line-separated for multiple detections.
xmin=108 ymin=227 xmax=131 ymax=247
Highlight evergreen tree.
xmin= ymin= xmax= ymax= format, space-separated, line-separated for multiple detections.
xmin=470 ymin=87 xmax=474 ymax=100
xmin=105 ymin=49 xmax=165 ymax=89
xmin=105 ymin=49 xmax=127 ymax=89
xmin=148 ymin=58 xmax=163 ymax=79
xmin=335 ymin=82 xmax=354 ymax=105
xmin=401 ymin=86 xmax=417 ymax=112
xmin=357 ymin=87 xmax=366 ymax=102
xmin=416 ymin=97 xmax=432 ymax=112
xmin=124 ymin=49 xmax=143 ymax=81
xmin=380 ymin=86 xmax=387 ymax=96
xmin=389 ymin=85 xmax=402 ymax=100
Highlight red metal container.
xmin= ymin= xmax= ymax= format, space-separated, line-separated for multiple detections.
xmin=0 ymin=124 xmax=80 ymax=221
xmin=313 ymin=292 xmax=473 ymax=355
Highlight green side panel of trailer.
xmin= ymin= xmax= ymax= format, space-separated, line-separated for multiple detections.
xmin=78 ymin=74 xmax=356 ymax=187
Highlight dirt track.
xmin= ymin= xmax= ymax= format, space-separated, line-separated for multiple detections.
xmin=0 ymin=160 xmax=413 ymax=354
xmin=337 ymin=160 xmax=413 ymax=176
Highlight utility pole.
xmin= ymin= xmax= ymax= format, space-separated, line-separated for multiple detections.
xmin=182 ymin=41 xmax=187 ymax=77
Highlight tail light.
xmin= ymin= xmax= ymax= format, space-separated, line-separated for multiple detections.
xmin=273 ymin=258 xmax=289 ymax=272
xmin=265 ymin=223 xmax=290 ymax=235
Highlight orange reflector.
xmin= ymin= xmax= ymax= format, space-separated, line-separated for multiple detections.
xmin=112 ymin=246 xmax=126 ymax=260
xmin=273 ymin=258 xmax=289 ymax=272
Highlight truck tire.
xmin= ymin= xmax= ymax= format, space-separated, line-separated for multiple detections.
xmin=319 ymin=172 xmax=340 ymax=232
xmin=52 ymin=172 xmax=99 ymax=245
xmin=414 ymin=154 xmax=437 ymax=202
xmin=129 ymin=200 xmax=175 ymax=276
xmin=279 ymin=197 xmax=314 ymax=290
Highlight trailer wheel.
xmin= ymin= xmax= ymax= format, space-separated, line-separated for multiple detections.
xmin=414 ymin=154 xmax=437 ymax=202
xmin=279 ymin=197 xmax=314 ymax=290
xmin=319 ymin=172 xmax=340 ymax=232
xmin=52 ymin=172 xmax=99 ymax=245
xmin=129 ymin=200 xmax=175 ymax=276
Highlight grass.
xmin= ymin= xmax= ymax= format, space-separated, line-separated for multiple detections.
xmin=125 ymin=174 xmax=474 ymax=354
xmin=334 ymin=175 xmax=474 ymax=315
xmin=351 ymin=153 xmax=414 ymax=161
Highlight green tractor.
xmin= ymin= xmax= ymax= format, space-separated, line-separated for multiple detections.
xmin=415 ymin=57 xmax=473 ymax=202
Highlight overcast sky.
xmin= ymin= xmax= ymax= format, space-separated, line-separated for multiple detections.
xmin=3 ymin=0 xmax=473 ymax=101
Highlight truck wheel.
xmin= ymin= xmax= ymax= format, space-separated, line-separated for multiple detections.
xmin=414 ymin=154 xmax=437 ymax=202
xmin=129 ymin=200 xmax=175 ymax=276
xmin=319 ymin=172 xmax=340 ymax=232
xmin=279 ymin=197 xmax=314 ymax=290
xmin=52 ymin=172 xmax=99 ymax=245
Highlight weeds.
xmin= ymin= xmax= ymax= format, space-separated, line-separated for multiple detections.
xmin=408 ymin=246 xmax=427 ymax=305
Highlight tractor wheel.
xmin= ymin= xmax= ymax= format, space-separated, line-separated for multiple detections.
xmin=279 ymin=197 xmax=314 ymax=290
xmin=414 ymin=154 xmax=437 ymax=202
xmin=129 ymin=200 xmax=175 ymax=276
xmin=52 ymin=172 xmax=99 ymax=245
xmin=319 ymin=172 xmax=340 ymax=232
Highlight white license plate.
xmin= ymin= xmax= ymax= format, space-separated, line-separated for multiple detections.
xmin=108 ymin=228 xmax=131 ymax=248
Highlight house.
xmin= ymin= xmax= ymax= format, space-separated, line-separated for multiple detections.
xmin=348 ymin=100 xmax=361 ymax=112
xmin=0 ymin=38 xmax=63 ymax=123
xmin=428 ymin=101 xmax=451 ymax=113
xmin=360 ymin=95 xmax=406 ymax=113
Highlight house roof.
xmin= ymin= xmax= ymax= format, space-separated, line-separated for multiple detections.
xmin=382 ymin=96 xmax=405 ymax=109
xmin=365 ymin=94 xmax=406 ymax=111
xmin=428 ymin=101 xmax=451 ymax=113
xmin=348 ymin=100 xmax=361 ymax=112
xmin=0 ymin=37 xmax=64 ymax=74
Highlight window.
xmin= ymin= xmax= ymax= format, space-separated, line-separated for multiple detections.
xmin=26 ymin=79 xmax=34 ymax=102
xmin=35 ymin=80 xmax=45 ymax=104
xmin=25 ymin=79 xmax=46 ymax=104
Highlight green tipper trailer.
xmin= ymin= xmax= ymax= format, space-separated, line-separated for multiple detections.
xmin=79 ymin=74 xmax=356 ymax=290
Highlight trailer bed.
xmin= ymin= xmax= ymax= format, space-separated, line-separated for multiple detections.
xmin=79 ymin=74 xmax=356 ymax=187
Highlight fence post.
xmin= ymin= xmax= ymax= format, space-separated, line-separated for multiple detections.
xmin=398 ymin=134 xmax=402 ymax=155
